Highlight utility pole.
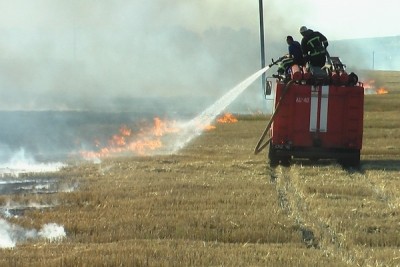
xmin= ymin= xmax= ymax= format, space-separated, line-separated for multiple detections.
xmin=258 ymin=0 xmax=266 ymax=96
xmin=372 ymin=51 xmax=375 ymax=70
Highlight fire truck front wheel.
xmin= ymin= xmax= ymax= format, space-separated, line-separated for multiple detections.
xmin=268 ymin=145 xmax=290 ymax=167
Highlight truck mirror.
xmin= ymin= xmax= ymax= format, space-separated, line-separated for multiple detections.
xmin=265 ymin=80 xmax=272 ymax=96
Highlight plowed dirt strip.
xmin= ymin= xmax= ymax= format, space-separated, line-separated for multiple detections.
xmin=272 ymin=162 xmax=400 ymax=266
xmin=271 ymin=166 xmax=320 ymax=248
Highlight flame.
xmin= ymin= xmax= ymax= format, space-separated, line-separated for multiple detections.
xmin=151 ymin=117 xmax=176 ymax=136
xmin=362 ymin=79 xmax=389 ymax=95
xmin=80 ymin=117 xmax=179 ymax=159
xmin=217 ymin=113 xmax=238 ymax=123
xmin=110 ymin=134 xmax=126 ymax=146
xmin=363 ymin=79 xmax=375 ymax=89
xmin=204 ymin=125 xmax=216 ymax=131
xmin=376 ymin=87 xmax=388 ymax=94
xmin=202 ymin=113 xmax=238 ymax=131
xmin=80 ymin=113 xmax=240 ymax=159
xmin=119 ymin=125 xmax=131 ymax=136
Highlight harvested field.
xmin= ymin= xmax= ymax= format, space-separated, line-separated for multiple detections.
xmin=1 ymin=71 xmax=400 ymax=266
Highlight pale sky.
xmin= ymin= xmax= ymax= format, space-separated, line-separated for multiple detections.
xmin=296 ymin=0 xmax=399 ymax=40
xmin=178 ymin=0 xmax=400 ymax=40
xmin=0 ymin=1 xmax=397 ymax=39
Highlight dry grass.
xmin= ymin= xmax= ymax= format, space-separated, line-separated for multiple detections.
xmin=1 ymin=70 xmax=400 ymax=266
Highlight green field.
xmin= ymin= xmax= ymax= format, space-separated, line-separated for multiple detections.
xmin=1 ymin=71 xmax=400 ymax=266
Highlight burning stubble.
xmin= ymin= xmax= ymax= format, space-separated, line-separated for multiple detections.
xmin=0 ymin=65 xmax=268 ymax=249
xmin=79 ymin=66 xmax=270 ymax=160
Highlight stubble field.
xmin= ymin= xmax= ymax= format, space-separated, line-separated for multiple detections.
xmin=1 ymin=70 xmax=400 ymax=266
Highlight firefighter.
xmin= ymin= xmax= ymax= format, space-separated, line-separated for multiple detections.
xmin=299 ymin=26 xmax=328 ymax=68
xmin=278 ymin=36 xmax=304 ymax=75
xmin=286 ymin=35 xmax=304 ymax=66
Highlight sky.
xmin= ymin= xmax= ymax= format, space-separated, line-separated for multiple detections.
xmin=264 ymin=0 xmax=399 ymax=40
xmin=173 ymin=0 xmax=400 ymax=40
xmin=0 ymin=0 xmax=399 ymax=111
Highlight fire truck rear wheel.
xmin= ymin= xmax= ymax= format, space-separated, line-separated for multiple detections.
xmin=268 ymin=145 xmax=290 ymax=167
xmin=339 ymin=150 xmax=361 ymax=169
xmin=268 ymin=145 xmax=279 ymax=167
xmin=280 ymin=157 xmax=291 ymax=167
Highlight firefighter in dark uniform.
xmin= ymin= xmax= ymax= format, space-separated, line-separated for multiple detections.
xmin=287 ymin=35 xmax=304 ymax=66
xmin=299 ymin=26 xmax=328 ymax=68
xmin=278 ymin=36 xmax=304 ymax=75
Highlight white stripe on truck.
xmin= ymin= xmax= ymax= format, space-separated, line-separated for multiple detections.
xmin=310 ymin=86 xmax=319 ymax=132
xmin=319 ymin=85 xmax=329 ymax=132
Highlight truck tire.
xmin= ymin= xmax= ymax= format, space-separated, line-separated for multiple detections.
xmin=268 ymin=145 xmax=279 ymax=167
xmin=348 ymin=150 xmax=361 ymax=168
xmin=269 ymin=145 xmax=290 ymax=167
xmin=339 ymin=150 xmax=360 ymax=169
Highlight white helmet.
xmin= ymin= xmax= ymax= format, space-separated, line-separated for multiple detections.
xmin=299 ymin=26 xmax=308 ymax=33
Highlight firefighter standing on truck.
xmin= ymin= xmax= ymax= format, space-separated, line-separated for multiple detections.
xmin=278 ymin=36 xmax=304 ymax=75
xmin=299 ymin=26 xmax=328 ymax=68
xmin=287 ymin=35 xmax=304 ymax=66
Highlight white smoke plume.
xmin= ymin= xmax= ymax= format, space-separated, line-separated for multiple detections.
xmin=0 ymin=148 xmax=66 ymax=177
xmin=38 ymin=223 xmax=66 ymax=242
xmin=0 ymin=219 xmax=66 ymax=249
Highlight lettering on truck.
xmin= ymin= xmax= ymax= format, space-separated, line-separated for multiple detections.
xmin=296 ymin=97 xmax=310 ymax=103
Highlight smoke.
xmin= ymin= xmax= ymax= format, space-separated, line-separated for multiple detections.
xmin=38 ymin=223 xmax=66 ymax=241
xmin=0 ymin=219 xmax=65 ymax=249
xmin=329 ymin=36 xmax=400 ymax=71
xmin=0 ymin=148 xmax=65 ymax=177
xmin=2 ymin=1 xmax=397 ymax=112
xmin=0 ymin=219 xmax=17 ymax=248
xmin=0 ymin=1 xmax=398 ymax=161
xmin=0 ymin=1 xmax=248 ymax=111
xmin=0 ymin=1 xmax=317 ymax=112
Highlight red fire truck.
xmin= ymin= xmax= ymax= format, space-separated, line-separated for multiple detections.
xmin=254 ymin=56 xmax=364 ymax=168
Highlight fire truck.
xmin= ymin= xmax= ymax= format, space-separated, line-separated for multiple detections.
xmin=254 ymin=56 xmax=364 ymax=168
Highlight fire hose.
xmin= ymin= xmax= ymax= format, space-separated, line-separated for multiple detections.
xmin=254 ymin=79 xmax=296 ymax=155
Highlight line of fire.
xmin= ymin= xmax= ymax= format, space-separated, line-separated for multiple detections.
xmin=79 ymin=113 xmax=238 ymax=160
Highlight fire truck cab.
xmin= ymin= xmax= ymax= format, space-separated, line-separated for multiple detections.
xmin=258 ymin=56 xmax=364 ymax=168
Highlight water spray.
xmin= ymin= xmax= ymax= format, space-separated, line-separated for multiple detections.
xmin=172 ymin=66 xmax=270 ymax=152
